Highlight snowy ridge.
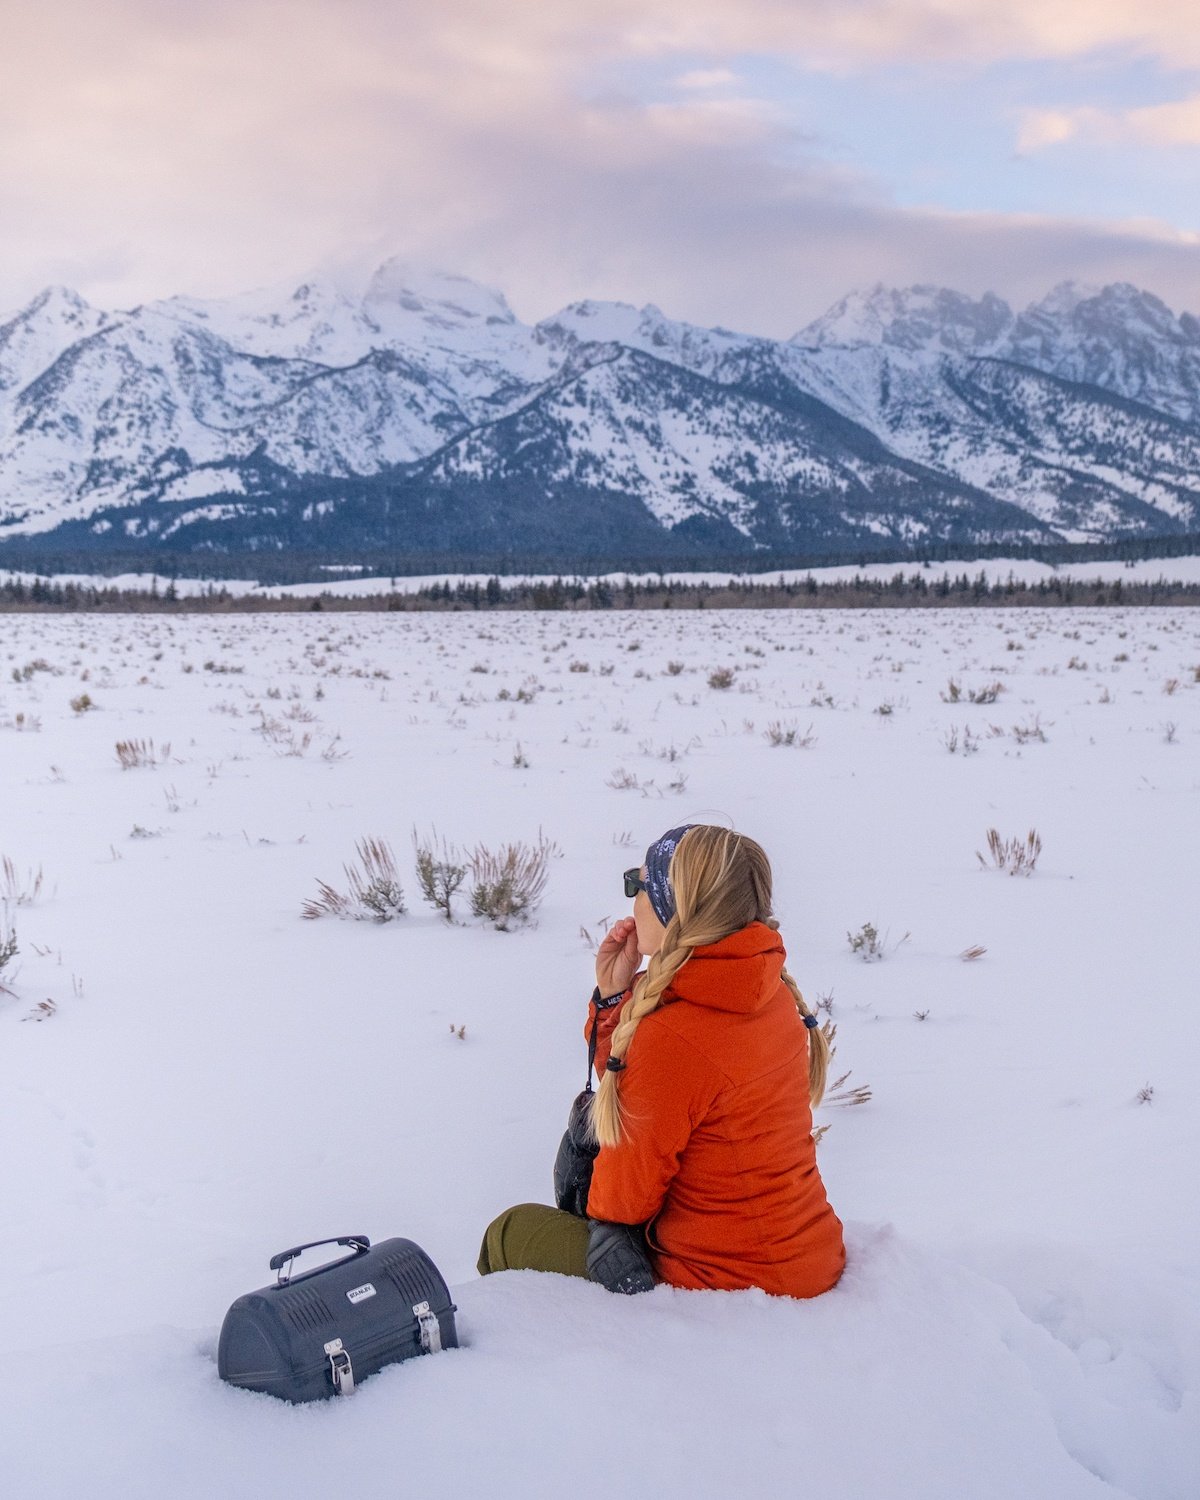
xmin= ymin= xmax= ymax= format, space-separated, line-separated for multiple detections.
xmin=0 ymin=265 xmax=1198 ymax=553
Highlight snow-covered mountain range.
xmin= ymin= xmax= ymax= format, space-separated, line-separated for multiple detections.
xmin=2 ymin=262 xmax=1199 ymax=559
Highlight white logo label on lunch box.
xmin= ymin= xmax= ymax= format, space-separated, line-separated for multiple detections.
xmin=347 ymin=1282 xmax=377 ymax=1304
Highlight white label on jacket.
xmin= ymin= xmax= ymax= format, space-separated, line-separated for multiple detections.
xmin=347 ymin=1282 xmax=377 ymax=1304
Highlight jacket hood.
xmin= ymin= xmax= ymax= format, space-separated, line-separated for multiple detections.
xmin=664 ymin=921 xmax=786 ymax=1015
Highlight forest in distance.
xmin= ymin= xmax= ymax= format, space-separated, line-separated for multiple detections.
xmin=3 ymin=569 xmax=1200 ymax=614
xmin=3 ymin=528 xmax=1200 ymax=590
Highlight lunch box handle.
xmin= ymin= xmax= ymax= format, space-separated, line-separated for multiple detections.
xmin=269 ymin=1235 xmax=371 ymax=1286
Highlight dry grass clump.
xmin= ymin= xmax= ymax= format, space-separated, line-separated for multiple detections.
xmin=765 ymin=721 xmax=816 ymax=748
xmin=115 ymin=738 xmax=170 ymax=770
xmin=812 ymin=1020 xmax=873 ymax=1143
xmin=943 ymin=724 xmax=980 ymax=755
xmin=1011 ymin=715 xmax=1049 ymax=745
xmin=1 ymin=857 xmax=44 ymax=906
xmin=70 ymin=693 xmax=96 ymax=714
xmin=303 ymin=837 xmax=406 ymax=921
xmin=707 ymin=667 xmax=736 ymax=690
xmin=942 ymin=679 xmax=1004 ymax=705
xmin=303 ymin=830 xmax=554 ymax=930
xmin=468 ymin=834 xmax=556 ymax=930
xmin=825 ymin=1069 xmax=872 ymax=1109
xmin=12 ymin=659 xmax=58 ymax=682
xmin=977 ymin=828 xmax=1042 ymax=876
xmin=255 ymin=714 xmax=315 ymax=757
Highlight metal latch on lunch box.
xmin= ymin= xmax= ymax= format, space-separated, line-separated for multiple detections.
xmin=413 ymin=1301 xmax=442 ymax=1354
xmin=324 ymin=1337 xmax=355 ymax=1395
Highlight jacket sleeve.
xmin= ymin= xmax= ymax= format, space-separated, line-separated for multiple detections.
xmin=586 ymin=1018 xmax=719 ymax=1226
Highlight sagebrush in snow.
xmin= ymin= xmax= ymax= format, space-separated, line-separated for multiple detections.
xmin=302 ymin=838 xmax=406 ymax=921
xmin=412 ymin=828 xmax=467 ymax=921
xmin=344 ymin=839 xmax=406 ymax=920
xmin=977 ymin=828 xmax=1042 ymax=876
xmin=468 ymin=834 xmax=556 ymax=930
xmin=0 ymin=917 xmax=17 ymax=993
xmin=847 ymin=921 xmax=884 ymax=961
xmin=764 ymin=721 xmax=816 ymax=748
xmin=12 ymin=658 xmax=57 ymax=682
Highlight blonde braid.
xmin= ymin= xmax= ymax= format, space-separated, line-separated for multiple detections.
xmin=590 ymin=914 xmax=694 ymax=1148
xmin=762 ymin=916 xmax=829 ymax=1107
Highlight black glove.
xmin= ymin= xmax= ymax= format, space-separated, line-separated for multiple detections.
xmin=553 ymin=1088 xmax=600 ymax=1218
xmin=586 ymin=1219 xmax=655 ymax=1295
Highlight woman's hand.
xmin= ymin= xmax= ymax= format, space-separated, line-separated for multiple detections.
xmin=595 ymin=917 xmax=640 ymax=997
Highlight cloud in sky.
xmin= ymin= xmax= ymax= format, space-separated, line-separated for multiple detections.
xmin=673 ymin=69 xmax=741 ymax=91
xmin=1020 ymin=96 xmax=1200 ymax=152
xmin=0 ymin=0 xmax=1197 ymax=332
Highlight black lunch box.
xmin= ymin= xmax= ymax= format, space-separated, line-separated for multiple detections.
xmin=218 ymin=1235 xmax=458 ymax=1402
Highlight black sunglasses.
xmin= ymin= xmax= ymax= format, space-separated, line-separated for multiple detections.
xmin=623 ymin=868 xmax=648 ymax=899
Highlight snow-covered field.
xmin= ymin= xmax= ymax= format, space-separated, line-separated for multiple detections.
xmin=1 ymin=606 xmax=1197 ymax=1499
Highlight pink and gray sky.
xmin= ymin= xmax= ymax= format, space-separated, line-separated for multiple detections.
xmin=3 ymin=0 xmax=1199 ymax=334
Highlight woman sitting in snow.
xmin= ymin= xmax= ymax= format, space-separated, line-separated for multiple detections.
xmin=478 ymin=823 xmax=845 ymax=1298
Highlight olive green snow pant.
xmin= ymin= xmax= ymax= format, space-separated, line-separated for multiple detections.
xmin=477 ymin=1203 xmax=591 ymax=1280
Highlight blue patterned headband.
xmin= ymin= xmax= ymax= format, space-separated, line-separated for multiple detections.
xmin=644 ymin=824 xmax=697 ymax=926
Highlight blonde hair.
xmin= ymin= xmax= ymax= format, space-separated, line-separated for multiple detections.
xmin=590 ymin=825 xmax=829 ymax=1148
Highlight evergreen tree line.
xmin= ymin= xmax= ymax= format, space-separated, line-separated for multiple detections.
xmin=1 ymin=529 xmax=1199 ymax=587
xmin=2 ymin=569 xmax=1199 ymax=613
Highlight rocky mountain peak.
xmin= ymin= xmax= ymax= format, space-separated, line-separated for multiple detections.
xmin=1020 ymin=281 xmax=1189 ymax=342
xmin=794 ymin=283 xmax=1013 ymax=355
xmin=363 ymin=260 xmax=515 ymax=328
xmin=27 ymin=285 xmax=92 ymax=317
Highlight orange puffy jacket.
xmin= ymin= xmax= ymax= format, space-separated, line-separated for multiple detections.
xmin=585 ymin=921 xmax=845 ymax=1298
